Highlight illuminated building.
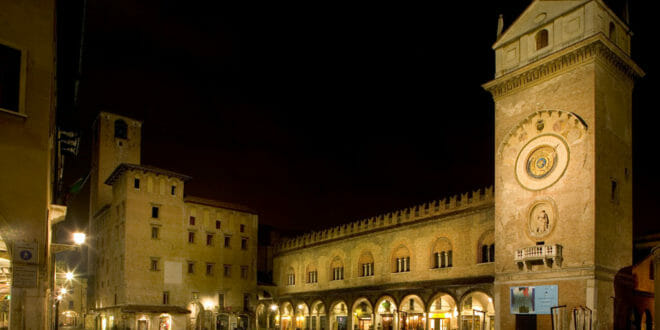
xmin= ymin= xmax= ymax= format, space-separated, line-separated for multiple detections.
xmin=87 ymin=113 xmax=258 ymax=329
xmin=267 ymin=1 xmax=643 ymax=329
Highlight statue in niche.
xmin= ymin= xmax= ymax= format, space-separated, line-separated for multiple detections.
xmin=528 ymin=201 xmax=554 ymax=238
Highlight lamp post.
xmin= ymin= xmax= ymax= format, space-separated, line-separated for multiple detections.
xmin=51 ymin=232 xmax=85 ymax=330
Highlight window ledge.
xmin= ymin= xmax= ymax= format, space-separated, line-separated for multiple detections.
xmin=0 ymin=108 xmax=27 ymax=118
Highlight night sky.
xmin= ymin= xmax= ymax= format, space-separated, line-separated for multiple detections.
xmin=57 ymin=1 xmax=659 ymax=238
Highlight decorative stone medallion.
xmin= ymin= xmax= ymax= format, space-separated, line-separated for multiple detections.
xmin=515 ymin=134 xmax=569 ymax=191
xmin=526 ymin=199 xmax=556 ymax=240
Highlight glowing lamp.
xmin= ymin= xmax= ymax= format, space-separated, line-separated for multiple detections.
xmin=73 ymin=232 xmax=86 ymax=245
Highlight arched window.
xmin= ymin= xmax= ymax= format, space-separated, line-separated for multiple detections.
xmin=330 ymin=257 xmax=344 ymax=281
xmin=535 ymin=29 xmax=549 ymax=50
xmin=609 ymin=22 xmax=616 ymax=40
xmin=478 ymin=230 xmax=495 ymax=263
xmin=306 ymin=264 xmax=318 ymax=283
xmin=392 ymin=245 xmax=411 ymax=273
xmin=286 ymin=267 xmax=295 ymax=286
xmin=358 ymin=251 xmax=374 ymax=277
xmin=432 ymin=238 xmax=453 ymax=269
xmin=114 ymin=119 xmax=128 ymax=139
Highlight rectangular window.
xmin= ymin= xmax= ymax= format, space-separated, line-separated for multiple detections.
xmin=206 ymin=263 xmax=214 ymax=276
xmin=0 ymin=43 xmax=22 ymax=113
xmin=215 ymin=220 xmax=221 ymax=229
xmin=332 ymin=267 xmax=344 ymax=280
xmin=241 ymin=237 xmax=248 ymax=250
xmin=171 ymin=185 xmax=176 ymax=195
xmin=218 ymin=293 xmax=225 ymax=309
xmin=150 ymin=258 xmax=159 ymax=271
xmin=134 ymin=178 xmax=140 ymax=189
xmin=224 ymin=236 xmax=231 ymax=248
xmin=243 ymin=293 xmax=250 ymax=311
xmin=241 ymin=265 xmax=248 ymax=279
xmin=206 ymin=234 xmax=214 ymax=246
xmin=240 ymin=224 xmax=245 ymax=232
xmin=188 ymin=231 xmax=195 ymax=244
xmin=189 ymin=216 xmax=196 ymax=226
xmin=151 ymin=206 xmax=159 ymax=218
xmin=163 ymin=291 xmax=169 ymax=305
xmin=187 ymin=261 xmax=194 ymax=274
xmin=224 ymin=264 xmax=232 ymax=277
xmin=151 ymin=227 xmax=159 ymax=239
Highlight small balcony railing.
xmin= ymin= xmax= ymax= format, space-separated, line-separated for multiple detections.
xmin=515 ymin=244 xmax=562 ymax=270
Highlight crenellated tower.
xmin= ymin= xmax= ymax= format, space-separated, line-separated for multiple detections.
xmin=483 ymin=1 xmax=643 ymax=329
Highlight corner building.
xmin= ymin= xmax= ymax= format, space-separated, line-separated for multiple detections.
xmin=88 ymin=113 xmax=258 ymax=330
xmin=271 ymin=1 xmax=644 ymax=329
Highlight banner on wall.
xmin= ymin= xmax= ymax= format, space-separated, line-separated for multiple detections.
xmin=510 ymin=285 xmax=558 ymax=314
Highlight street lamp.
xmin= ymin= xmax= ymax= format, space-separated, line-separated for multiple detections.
xmin=72 ymin=232 xmax=86 ymax=245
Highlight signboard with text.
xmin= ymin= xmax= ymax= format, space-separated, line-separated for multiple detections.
xmin=510 ymin=285 xmax=558 ymax=314
xmin=13 ymin=241 xmax=38 ymax=264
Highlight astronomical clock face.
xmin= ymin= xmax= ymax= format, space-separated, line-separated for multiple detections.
xmin=515 ymin=134 xmax=569 ymax=191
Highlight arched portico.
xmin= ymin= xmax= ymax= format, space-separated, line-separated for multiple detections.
xmin=295 ymin=302 xmax=310 ymax=330
xmin=427 ymin=293 xmax=457 ymax=330
xmin=374 ymin=296 xmax=398 ymax=330
xmin=329 ymin=300 xmax=348 ymax=330
xmin=351 ymin=297 xmax=374 ymax=330
xmin=459 ymin=291 xmax=494 ymax=330
xmin=310 ymin=300 xmax=327 ymax=330
xmin=399 ymin=294 xmax=425 ymax=330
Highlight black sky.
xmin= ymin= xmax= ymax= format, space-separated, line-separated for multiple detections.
xmin=57 ymin=1 xmax=659 ymax=238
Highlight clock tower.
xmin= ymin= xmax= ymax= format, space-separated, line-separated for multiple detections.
xmin=483 ymin=1 xmax=644 ymax=329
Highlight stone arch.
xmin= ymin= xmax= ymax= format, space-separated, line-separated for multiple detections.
xmin=374 ymin=295 xmax=398 ymax=330
xmin=427 ymin=291 xmax=458 ymax=329
xmin=310 ymin=300 xmax=327 ymax=330
xmin=294 ymin=302 xmax=310 ymax=329
xmin=459 ymin=290 xmax=494 ymax=330
xmin=498 ymin=109 xmax=588 ymax=160
xmin=390 ymin=244 xmax=411 ymax=273
xmin=351 ymin=297 xmax=374 ymax=330
xmin=280 ymin=301 xmax=295 ymax=330
xmin=329 ymin=300 xmax=349 ymax=330
xmin=427 ymin=291 xmax=458 ymax=313
xmin=477 ymin=230 xmax=495 ymax=264
xmin=430 ymin=237 xmax=453 ymax=269
xmin=256 ymin=303 xmax=267 ymax=330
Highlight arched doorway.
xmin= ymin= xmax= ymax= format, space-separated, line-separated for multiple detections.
xmin=329 ymin=301 xmax=348 ymax=330
xmin=375 ymin=296 xmax=398 ymax=330
xmin=311 ymin=300 xmax=327 ymax=330
xmin=257 ymin=304 xmax=267 ymax=330
xmin=428 ymin=293 xmax=457 ymax=330
xmin=399 ymin=295 xmax=424 ymax=330
xmin=351 ymin=298 xmax=374 ymax=330
xmin=295 ymin=302 xmax=310 ymax=330
xmin=281 ymin=302 xmax=295 ymax=330
xmin=460 ymin=291 xmax=494 ymax=330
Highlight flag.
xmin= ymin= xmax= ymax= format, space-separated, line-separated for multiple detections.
xmin=68 ymin=172 xmax=90 ymax=194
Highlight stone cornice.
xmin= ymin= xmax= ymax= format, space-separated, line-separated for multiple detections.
xmin=483 ymin=34 xmax=645 ymax=100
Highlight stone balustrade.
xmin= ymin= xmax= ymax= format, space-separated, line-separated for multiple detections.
xmin=515 ymin=244 xmax=562 ymax=270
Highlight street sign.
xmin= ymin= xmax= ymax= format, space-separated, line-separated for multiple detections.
xmin=13 ymin=241 xmax=38 ymax=264
xmin=12 ymin=264 xmax=38 ymax=288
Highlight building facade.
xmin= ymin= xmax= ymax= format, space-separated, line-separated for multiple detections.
xmin=87 ymin=113 xmax=258 ymax=330
xmin=270 ymin=1 xmax=644 ymax=329
xmin=0 ymin=0 xmax=65 ymax=329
